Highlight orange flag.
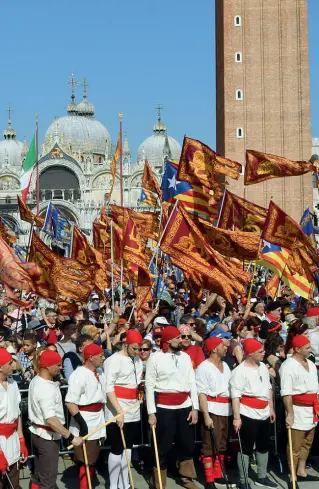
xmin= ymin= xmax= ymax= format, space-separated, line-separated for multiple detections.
xmin=93 ymin=220 xmax=112 ymax=259
xmin=122 ymin=216 xmax=152 ymax=289
xmin=160 ymin=205 xmax=250 ymax=302
xmin=29 ymin=232 xmax=95 ymax=301
xmin=245 ymin=150 xmax=314 ymax=186
xmin=0 ymin=219 xmax=16 ymax=246
xmin=218 ymin=189 xmax=267 ymax=232
xmin=17 ymin=196 xmax=45 ymax=228
xmin=142 ymin=160 xmax=162 ymax=199
xmin=178 ymin=137 xmax=241 ymax=195
xmin=111 ymin=205 xmax=159 ymax=241
xmin=107 ymin=132 xmax=121 ymax=200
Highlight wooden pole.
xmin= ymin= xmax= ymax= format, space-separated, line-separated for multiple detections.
xmin=35 ymin=114 xmax=39 ymax=215
xmin=152 ymin=425 xmax=163 ymax=489
xmin=288 ymin=428 xmax=296 ymax=489
xmin=120 ymin=428 xmax=135 ymax=489
xmin=82 ymin=442 xmax=92 ymax=489
xmin=149 ymin=200 xmax=178 ymax=269
xmin=119 ymin=113 xmax=123 ymax=207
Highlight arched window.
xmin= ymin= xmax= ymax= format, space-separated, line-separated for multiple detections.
xmin=236 ymin=89 xmax=243 ymax=100
xmin=235 ymin=52 xmax=242 ymax=62
xmin=237 ymin=128 xmax=244 ymax=139
xmin=234 ymin=15 xmax=242 ymax=26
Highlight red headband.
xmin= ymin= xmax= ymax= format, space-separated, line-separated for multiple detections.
xmin=83 ymin=343 xmax=103 ymax=361
xmin=292 ymin=335 xmax=310 ymax=349
xmin=243 ymin=338 xmax=263 ymax=355
xmin=0 ymin=348 xmax=12 ymax=367
xmin=126 ymin=330 xmax=143 ymax=345
xmin=39 ymin=350 xmax=62 ymax=368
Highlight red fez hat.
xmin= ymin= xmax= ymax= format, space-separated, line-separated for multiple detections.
xmin=39 ymin=350 xmax=62 ymax=368
xmin=0 ymin=348 xmax=12 ymax=367
xmin=205 ymin=337 xmax=223 ymax=354
xmin=161 ymin=326 xmax=180 ymax=351
xmin=126 ymin=329 xmax=143 ymax=345
xmin=243 ymin=338 xmax=263 ymax=355
xmin=306 ymin=308 xmax=319 ymax=318
xmin=83 ymin=343 xmax=103 ymax=361
xmin=292 ymin=335 xmax=310 ymax=349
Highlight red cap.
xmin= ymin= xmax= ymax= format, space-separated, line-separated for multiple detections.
xmin=243 ymin=338 xmax=263 ymax=355
xmin=205 ymin=337 xmax=223 ymax=354
xmin=306 ymin=308 xmax=319 ymax=318
xmin=39 ymin=350 xmax=62 ymax=368
xmin=161 ymin=326 xmax=180 ymax=351
xmin=126 ymin=329 xmax=143 ymax=345
xmin=0 ymin=348 xmax=12 ymax=367
xmin=292 ymin=335 xmax=310 ymax=349
xmin=83 ymin=343 xmax=103 ymax=361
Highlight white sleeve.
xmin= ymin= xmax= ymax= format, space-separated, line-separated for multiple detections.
xmin=279 ymin=364 xmax=294 ymax=397
xmin=38 ymin=385 xmax=59 ymax=419
xmin=65 ymin=372 xmax=84 ymax=404
xmin=230 ymin=366 xmax=245 ymax=399
xmin=189 ymin=362 xmax=199 ymax=410
xmin=145 ymin=353 xmax=157 ymax=415
xmin=104 ymin=355 xmax=121 ymax=393
xmin=196 ymin=364 xmax=210 ymax=396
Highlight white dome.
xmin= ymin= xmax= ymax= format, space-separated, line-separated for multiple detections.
xmin=44 ymin=114 xmax=112 ymax=156
xmin=0 ymin=139 xmax=24 ymax=168
xmin=137 ymin=117 xmax=181 ymax=168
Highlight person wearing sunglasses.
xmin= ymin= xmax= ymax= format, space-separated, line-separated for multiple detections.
xmin=179 ymin=324 xmax=205 ymax=369
xmin=140 ymin=340 xmax=152 ymax=366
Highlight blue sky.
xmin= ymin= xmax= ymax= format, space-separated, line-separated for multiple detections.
xmin=0 ymin=0 xmax=318 ymax=158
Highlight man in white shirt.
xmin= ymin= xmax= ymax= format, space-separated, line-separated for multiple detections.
xmin=279 ymin=334 xmax=319 ymax=485
xmin=146 ymin=326 xmax=199 ymax=489
xmin=104 ymin=329 xmax=143 ymax=489
xmin=66 ymin=344 xmax=106 ymax=489
xmin=28 ymin=350 xmax=82 ymax=489
xmin=196 ymin=337 xmax=234 ymax=489
xmin=0 ymin=349 xmax=28 ymax=489
xmin=230 ymin=338 xmax=277 ymax=489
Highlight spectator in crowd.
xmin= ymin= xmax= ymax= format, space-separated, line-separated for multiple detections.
xmin=56 ymin=320 xmax=79 ymax=358
xmin=62 ymin=334 xmax=93 ymax=381
xmin=179 ymin=324 xmax=205 ymax=369
xmin=17 ymin=333 xmax=37 ymax=371
xmin=228 ymin=320 xmax=248 ymax=367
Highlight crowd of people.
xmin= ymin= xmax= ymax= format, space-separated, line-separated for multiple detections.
xmin=0 ymin=271 xmax=319 ymax=489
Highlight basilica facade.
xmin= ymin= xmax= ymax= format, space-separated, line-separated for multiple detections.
xmin=0 ymin=83 xmax=181 ymax=243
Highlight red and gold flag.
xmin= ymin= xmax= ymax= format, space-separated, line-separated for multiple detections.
xmin=107 ymin=132 xmax=121 ymax=200
xmin=142 ymin=160 xmax=162 ymax=199
xmin=245 ymin=150 xmax=314 ymax=186
xmin=111 ymin=205 xmax=159 ymax=242
xmin=93 ymin=220 xmax=112 ymax=259
xmin=4 ymin=284 xmax=33 ymax=308
xmin=0 ymin=219 xmax=16 ymax=246
xmin=17 ymin=196 xmax=44 ymax=228
xmin=29 ymin=232 xmax=95 ymax=301
xmin=196 ymin=215 xmax=260 ymax=261
xmin=178 ymin=137 xmax=241 ymax=195
xmin=160 ymin=205 xmax=250 ymax=302
xmin=218 ymin=189 xmax=267 ymax=232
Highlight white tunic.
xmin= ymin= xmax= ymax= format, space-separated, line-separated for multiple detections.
xmin=230 ymin=361 xmax=271 ymax=420
xmin=65 ymin=366 xmax=106 ymax=440
xmin=0 ymin=379 xmax=21 ymax=465
xmin=145 ymin=350 xmax=199 ymax=414
xmin=280 ymin=357 xmax=319 ymax=431
xmin=28 ymin=375 xmax=65 ymax=441
xmin=196 ymin=360 xmax=232 ymax=416
xmin=104 ymin=353 xmax=143 ymax=423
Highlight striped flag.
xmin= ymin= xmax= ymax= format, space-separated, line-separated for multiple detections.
xmin=140 ymin=188 xmax=158 ymax=207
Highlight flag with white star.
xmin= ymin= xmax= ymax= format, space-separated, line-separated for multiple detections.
xmin=160 ymin=160 xmax=192 ymax=201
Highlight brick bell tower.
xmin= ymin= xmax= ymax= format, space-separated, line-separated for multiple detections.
xmin=215 ymin=0 xmax=313 ymax=220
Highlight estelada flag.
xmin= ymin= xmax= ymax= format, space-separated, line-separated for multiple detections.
xmin=29 ymin=232 xmax=95 ymax=302
xmin=178 ymin=136 xmax=241 ymax=190
xmin=111 ymin=205 xmax=159 ymax=241
xmin=160 ymin=204 xmax=250 ymax=302
xmin=196 ymin=215 xmax=260 ymax=261
xmin=17 ymin=195 xmax=44 ymax=228
xmin=142 ymin=160 xmax=162 ymax=199
xmin=218 ymin=189 xmax=267 ymax=232
xmin=245 ymin=149 xmax=314 ymax=186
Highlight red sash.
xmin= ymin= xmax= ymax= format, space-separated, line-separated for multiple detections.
xmin=157 ymin=392 xmax=190 ymax=406
xmin=240 ymin=395 xmax=268 ymax=409
xmin=0 ymin=422 xmax=18 ymax=438
xmin=207 ymin=396 xmax=230 ymax=404
xmin=292 ymin=393 xmax=319 ymax=422
xmin=79 ymin=403 xmax=104 ymax=412
xmin=33 ymin=423 xmax=55 ymax=433
xmin=114 ymin=386 xmax=138 ymax=400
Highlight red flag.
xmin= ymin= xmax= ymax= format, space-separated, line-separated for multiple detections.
xmin=218 ymin=189 xmax=267 ymax=232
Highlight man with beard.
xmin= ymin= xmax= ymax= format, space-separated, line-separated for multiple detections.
xmin=146 ymin=326 xmax=199 ymax=489
xmin=196 ymin=337 xmax=235 ymax=489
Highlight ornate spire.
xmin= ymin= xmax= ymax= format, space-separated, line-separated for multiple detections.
xmin=67 ymin=73 xmax=78 ymax=114
xmin=4 ymin=103 xmax=16 ymax=140
xmin=77 ymin=76 xmax=95 ymax=117
xmin=123 ymin=132 xmax=131 ymax=157
xmin=153 ymin=102 xmax=166 ymax=134
xmin=23 ymin=136 xmax=28 ymax=155
xmin=81 ymin=77 xmax=89 ymax=99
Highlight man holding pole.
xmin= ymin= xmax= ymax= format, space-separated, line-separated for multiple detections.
xmin=65 ymin=344 xmax=106 ymax=489
xmin=28 ymin=350 xmax=83 ymax=489
xmin=279 ymin=335 xmax=319 ymax=486
xmin=196 ymin=337 xmax=235 ymax=489
xmin=0 ymin=349 xmax=28 ymax=489
xmin=145 ymin=326 xmax=199 ymax=489
xmin=230 ymin=338 xmax=277 ymax=489
xmin=104 ymin=329 xmax=143 ymax=489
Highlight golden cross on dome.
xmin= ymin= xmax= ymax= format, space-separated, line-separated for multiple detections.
xmin=6 ymin=102 xmax=14 ymax=123
xmin=155 ymin=102 xmax=163 ymax=121
xmin=81 ymin=77 xmax=89 ymax=97
xmin=67 ymin=73 xmax=78 ymax=96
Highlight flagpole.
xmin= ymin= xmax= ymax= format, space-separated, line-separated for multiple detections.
xmin=119 ymin=113 xmax=123 ymax=207
xmin=35 ymin=114 xmax=39 ymax=216
xmin=110 ymin=220 xmax=115 ymax=314
xmin=69 ymin=223 xmax=75 ymax=259
xmin=216 ymin=188 xmax=226 ymax=228
xmin=149 ymin=200 xmax=178 ymax=269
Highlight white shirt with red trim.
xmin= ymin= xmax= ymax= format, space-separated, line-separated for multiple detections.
xmin=104 ymin=352 xmax=143 ymax=423
xmin=196 ymin=360 xmax=232 ymax=416
xmin=0 ymin=378 xmax=21 ymax=465
xmin=145 ymin=350 xmax=199 ymax=414
xmin=230 ymin=361 xmax=271 ymax=420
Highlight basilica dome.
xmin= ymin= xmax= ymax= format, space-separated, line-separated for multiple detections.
xmin=43 ymin=92 xmax=112 ymax=157
xmin=137 ymin=114 xmax=181 ymax=169
xmin=0 ymin=120 xmax=25 ymax=168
